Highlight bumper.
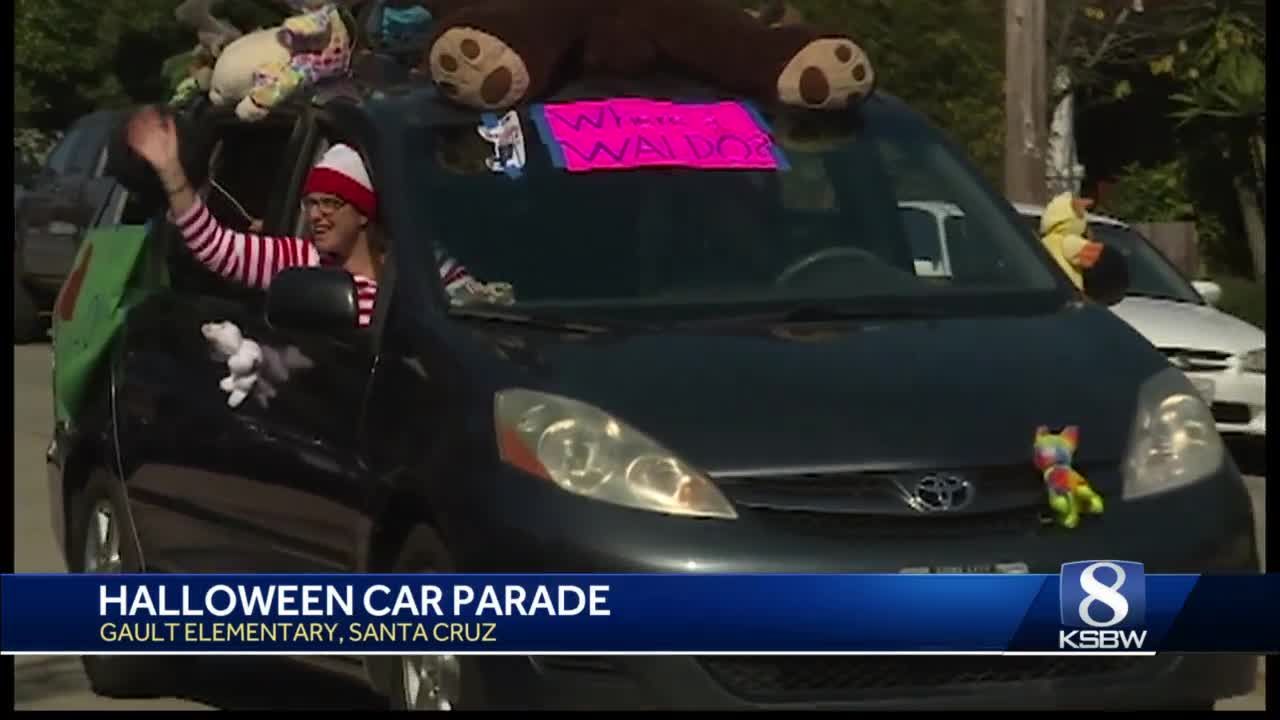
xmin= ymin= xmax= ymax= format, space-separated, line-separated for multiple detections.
xmin=1192 ymin=368 xmax=1265 ymax=436
xmin=442 ymin=462 xmax=1260 ymax=709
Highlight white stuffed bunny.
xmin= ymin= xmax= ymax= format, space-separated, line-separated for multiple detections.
xmin=201 ymin=321 xmax=263 ymax=408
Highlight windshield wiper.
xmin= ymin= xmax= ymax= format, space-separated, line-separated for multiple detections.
xmin=1124 ymin=292 xmax=1194 ymax=304
xmin=448 ymin=307 xmax=617 ymax=334
xmin=674 ymin=302 xmax=950 ymax=328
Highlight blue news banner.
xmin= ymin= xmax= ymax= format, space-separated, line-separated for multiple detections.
xmin=1 ymin=563 xmax=1277 ymax=655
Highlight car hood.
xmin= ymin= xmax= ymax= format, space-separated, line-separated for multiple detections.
xmin=1110 ymin=296 xmax=1265 ymax=356
xmin=463 ymin=304 xmax=1168 ymax=476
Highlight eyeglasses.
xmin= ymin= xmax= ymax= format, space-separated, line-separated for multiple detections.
xmin=301 ymin=196 xmax=348 ymax=214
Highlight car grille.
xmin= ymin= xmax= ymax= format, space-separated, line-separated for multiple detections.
xmin=698 ymin=656 xmax=1162 ymax=701
xmin=716 ymin=466 xmax=1062 ymax=539
xmin=1160 ymin=347 xmax=1232 ymax=372
xmin=744 ymin=506 xmax=1054 ymax=539
xmin=1212 ymin=402 xmax=1252 ymax=424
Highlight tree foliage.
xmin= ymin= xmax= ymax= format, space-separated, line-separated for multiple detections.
xmin=744 ymin=0 xmax=1007 ymax=184
xmin=1049 ymin=1 xmax=1224 ymax=106
xmin=15 ymin=0 xmax=286 ymax=131
xmin=16 ymin=0 xmax=1264 ymax=278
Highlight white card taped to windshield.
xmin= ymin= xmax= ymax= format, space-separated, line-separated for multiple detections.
xmin=477 ymin=111 xmax=527 ymax=179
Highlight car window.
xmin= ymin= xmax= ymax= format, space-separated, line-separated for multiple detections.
xmin=391 ymin=94 xmax=1065 ymax=322
xmin=1019 ymin=209 xmax=1203 ymax=305
xmin=1089 ymin=223 xmax=1203 ymax=305
xmin=167 ymin=117 xmax=298 ymax=307
xmin=203 ymin=121 xmax=297 ymax=230
xmin=64 ymin=120 xmax=109 ymax=176
xmin=43 ymin=129 xmax=83 ymax=175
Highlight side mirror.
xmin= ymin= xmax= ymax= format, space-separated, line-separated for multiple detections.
xmin=1081 ymin=244 xmax=1130 ymax=307
xmin=266 ymin=266 xmax=360 ymax=334
xmin=1192 ymin=280 xmax=1223 ymax=307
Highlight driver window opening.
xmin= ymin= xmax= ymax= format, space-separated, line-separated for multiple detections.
xmin=168 ymin=118 xmax=296 ymax=302
xmin=201 ymin=120 xmax=295 ymax=232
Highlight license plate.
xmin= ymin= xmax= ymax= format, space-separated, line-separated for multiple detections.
xmin=898 ymin=562 xmax=1029 ymax=574
xmin=1190 ymin=376 xmax=1216 ymax=402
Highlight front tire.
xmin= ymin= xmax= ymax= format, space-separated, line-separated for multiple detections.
xmin=381 ymin=525 xmax=484 ymax=711
xmin=68 ymin=468 xmax=183 ymax=698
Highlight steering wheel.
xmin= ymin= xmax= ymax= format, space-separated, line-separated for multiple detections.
xmin=775 ymin=246 xmax=896 ymax=287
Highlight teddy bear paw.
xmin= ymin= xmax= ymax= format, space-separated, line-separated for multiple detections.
xmin=427 ymin=27 xmax=530 ymax=109
xmin=777 ymin=38 xmax=875 ymax=110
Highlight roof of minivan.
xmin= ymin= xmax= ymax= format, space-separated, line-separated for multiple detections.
xmin=312 ymin=67 xmax=925 ymax=123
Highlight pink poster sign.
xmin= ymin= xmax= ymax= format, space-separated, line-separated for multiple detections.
xmin=531 ymin=98 xmax=787 ymax=173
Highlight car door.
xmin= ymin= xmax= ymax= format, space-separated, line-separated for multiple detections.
xmin=115 ymin=285 xmax=377 ymax=574
xmin=113 ymin=110 xmax=375 ymax=574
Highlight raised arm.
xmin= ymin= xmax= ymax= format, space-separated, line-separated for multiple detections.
xmin=125 ymin=106 xmax=199 ymax=220
xmin=126 ymin=106 xmax=315 ymax=289
xmin=173 ymin=196 xmax=318 ymax=289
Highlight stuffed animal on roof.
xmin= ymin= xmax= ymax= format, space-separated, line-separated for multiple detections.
xmin=171 ymin=0 xmax=244 ymax=105
xmin=417 ymin=0 xmax=875 ymax=112
xmin=207 ymin=2 xmax=355 ymax=121
xmin=168 ymin=44 xmax=219 ymax=107
xmin=175 ymin=0 xmax=245 ymax=60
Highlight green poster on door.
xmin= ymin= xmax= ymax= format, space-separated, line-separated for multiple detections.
xmin=51 ymin=223 xmax=168 ymax=426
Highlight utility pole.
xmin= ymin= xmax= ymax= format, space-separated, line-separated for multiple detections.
xmin=1004 ymin=0 xmax=1049 ymax=205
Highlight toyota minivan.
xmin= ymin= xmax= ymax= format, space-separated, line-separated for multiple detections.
xmin=51 ymin=73 xmax=1260 ymax=710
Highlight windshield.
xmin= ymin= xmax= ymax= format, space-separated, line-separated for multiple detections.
xmin=396 ymin=93 xmax=1064 ymax=321
xmin=1088 ymin=223 xmax=1204 ymax=304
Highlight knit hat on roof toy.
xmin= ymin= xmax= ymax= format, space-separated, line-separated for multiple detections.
xmin=302 ymin=144 xmax=377 ymax=218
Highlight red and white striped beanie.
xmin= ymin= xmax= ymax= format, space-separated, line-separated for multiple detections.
xmin=302 ymin=144 xmax=377 ymax=218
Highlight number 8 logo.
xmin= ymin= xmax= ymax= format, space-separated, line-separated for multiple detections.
xmin=1077 ymin=561 xmax=1131 ymax=628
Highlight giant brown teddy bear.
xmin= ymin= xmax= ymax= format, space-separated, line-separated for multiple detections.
xmin=417 ymin=0 xmax=875 ymax=112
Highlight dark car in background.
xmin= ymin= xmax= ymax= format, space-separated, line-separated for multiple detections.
xmin=14 ymin=109 xmax=127 ymax=343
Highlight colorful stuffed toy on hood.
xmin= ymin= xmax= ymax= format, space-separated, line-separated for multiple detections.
xmin=1039 ymin=192 xmax=1105 ymax=291
xmin=1033 ymin=425 xmax=1104 ymax=529
xmin=207 ymin=2 xmax=354 ymax=121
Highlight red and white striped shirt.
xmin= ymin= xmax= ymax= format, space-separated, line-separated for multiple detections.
xmin=173 ymin=198 xmax=474 ymax=327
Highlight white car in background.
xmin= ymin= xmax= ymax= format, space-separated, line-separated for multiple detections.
xmin=898 ymin=201 xmax=1265 ymax=438
xmin=1015 ymin=203 xmax=1265 ymax=438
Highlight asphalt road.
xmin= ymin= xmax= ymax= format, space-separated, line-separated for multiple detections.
xmin=10 ymin=344 xmax=1267 ymax=710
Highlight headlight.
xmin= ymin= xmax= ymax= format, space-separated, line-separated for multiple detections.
xmin=1241 ymin=348 xmax=1265 ymax=374
xmin=1123 ymin=367 xmax=1225 ymax=500
xmin=494 ymin=389 xmax=738 ymax=520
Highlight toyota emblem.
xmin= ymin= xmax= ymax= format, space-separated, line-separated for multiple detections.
xmin=900 ymin=474 xmax=974 ymax=512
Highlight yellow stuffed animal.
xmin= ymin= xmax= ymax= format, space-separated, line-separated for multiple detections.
xmin=1039 ymin=192 xmax=1105 ymax=291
